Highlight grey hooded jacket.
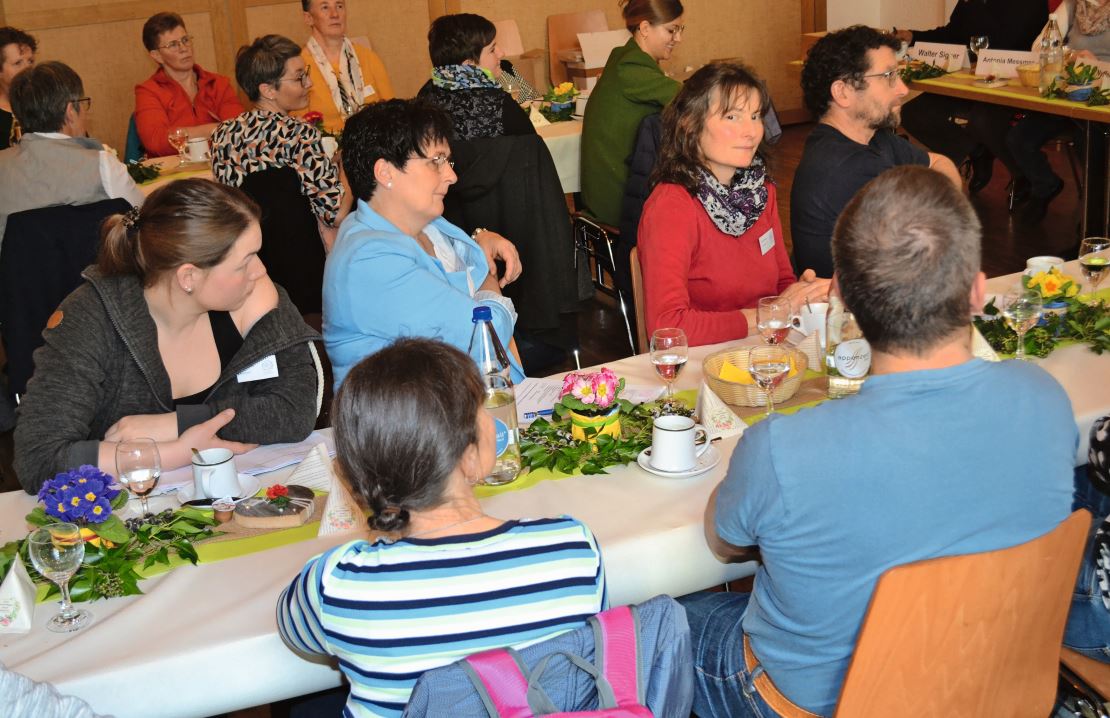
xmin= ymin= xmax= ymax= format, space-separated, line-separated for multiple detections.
xmin=14 ymin=267 xmax=321 ymax=493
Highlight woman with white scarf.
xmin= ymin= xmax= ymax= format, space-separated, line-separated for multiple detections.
xmin=299 ymin=0 xmax=394 ymax=133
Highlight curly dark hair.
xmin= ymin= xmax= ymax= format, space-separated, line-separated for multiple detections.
xmin=427 ymin=13 xmax=496 ymax=67
xmin=801 ymin=25 xmax=900 ymax=118
xmin=341 ymin=98 xmax=455 ymax=202
xmin=652 ymin=61 xmax=770 ymax=196
xmin=0 ymin=26 xmax=36 ymax=56
xmin=333 ymin=338 xmax=485 ymax=534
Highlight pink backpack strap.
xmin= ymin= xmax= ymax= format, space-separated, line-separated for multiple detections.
xmin=463 ymin=647 xmax=533 ymax=718
xmin=591 ymin=605 xmax=643 ymax=707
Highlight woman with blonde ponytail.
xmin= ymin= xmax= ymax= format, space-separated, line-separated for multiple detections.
xmin=13 ymin=178 xmax=321 ymax=494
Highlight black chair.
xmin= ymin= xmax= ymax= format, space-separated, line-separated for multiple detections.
xmin=239 ymin=166 xmax=326 ymax=315
xmin=0 ymin=198 xmax=131 ymax=400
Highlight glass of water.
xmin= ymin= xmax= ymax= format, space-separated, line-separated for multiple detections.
xmin=1079 ymin=237 xmax=1110 ymax=297
xmin=1001 ymin=288 xmax=1043 ymax=361
xmin=28 ymin=523 xmax=91 ymax=633
xmin=756 ymin=296 xmax=792 ymax=345
xmin=116 ymin=438 xmax=161 ymax=517
xmin=748 ymin=345 xmax=793 ymax=417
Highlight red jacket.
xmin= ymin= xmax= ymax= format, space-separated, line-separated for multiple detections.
xmin=134 ymin=65 xmax=243 ymax=156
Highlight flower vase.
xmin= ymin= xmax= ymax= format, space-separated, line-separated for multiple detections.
xmin=549 ymin=101 xmax=573 ymax=113
xmin=569 ymin=405 xmax=621 ymax=442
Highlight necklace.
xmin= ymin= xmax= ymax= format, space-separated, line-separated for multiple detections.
xmin=404 ymin=514 xmax=487 ymax=539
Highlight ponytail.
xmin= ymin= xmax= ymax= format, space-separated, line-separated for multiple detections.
xmin=96 ymin=207 xmax=146 ymax=279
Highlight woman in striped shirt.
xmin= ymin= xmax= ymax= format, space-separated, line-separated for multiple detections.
xmin=277 ymin=338 xmax=607 ymax=717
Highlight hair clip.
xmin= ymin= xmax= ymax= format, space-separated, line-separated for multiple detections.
xmin=122 ymin=206 xmax=142 ymax=229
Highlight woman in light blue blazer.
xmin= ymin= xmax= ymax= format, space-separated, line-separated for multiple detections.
xmin=323 ymin=98 xmax=524 ymax=390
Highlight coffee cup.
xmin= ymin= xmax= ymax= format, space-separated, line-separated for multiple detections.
xmin=791 ymin=301 xmax=829 ymax=350
xmin=650 ymin=415 xmax=709 ymax=472
xmin=186 ymin=137 xmax=209 ymax=162
xmin=1025 ymin=255 xmax=1065 ymax=275
xmin=191 ymin=448 xmax=241 ymax=499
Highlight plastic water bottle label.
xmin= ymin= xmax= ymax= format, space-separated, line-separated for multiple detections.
xmin=494 ymin=418 xmax=511 ymax=455
xmin=834 ymin=339 xmax=871 ymax=379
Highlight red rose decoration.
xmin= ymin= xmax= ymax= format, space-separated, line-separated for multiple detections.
xmin=266 ymin=484 xmax=289 ymax=500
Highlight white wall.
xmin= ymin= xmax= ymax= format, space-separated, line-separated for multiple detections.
xmin=827 ymin=0 xmax=948 ymax=32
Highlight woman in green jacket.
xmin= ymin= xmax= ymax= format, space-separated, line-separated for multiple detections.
xmin=580 ymin=0 xmax=684 ymax=226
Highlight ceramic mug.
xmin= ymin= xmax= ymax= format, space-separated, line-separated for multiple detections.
xmin=1025 ymin=255 xmax=1065 ymax=275
xmin=650 ymin=415 xmax=708 ymax=472
xmin=791 ymin=301 xmax=829 ymax=350
xmin=191 ymin=448 xmax=240 ymax=499
xmin=186 ymin=137 xmax=210 ymax=162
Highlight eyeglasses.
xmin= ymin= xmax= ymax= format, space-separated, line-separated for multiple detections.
xmin=664 ymin=24 xmax=686 ymax=37
xmin=159 ymin=35 xmax=193 ymax=52
xmin=71 ymin=97 xmax=91 ymax=111
xmin=860 ymin=68 xmax=901 ymax=88
xmin=278 ymin=70 xmax=311 ymax=88
xmin=411 ymin=153 xmax=455 ymax=172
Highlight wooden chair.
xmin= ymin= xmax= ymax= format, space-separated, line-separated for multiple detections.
xmin=546 ymin=10 xmax=608 ymax=86
xmin=834 ymin=509 xmax=1091 ymax=718
xmin=629 ymin=246 xmax=647 ymax=353
xmin=1061 ymin=647 xmax=1110 ymax=716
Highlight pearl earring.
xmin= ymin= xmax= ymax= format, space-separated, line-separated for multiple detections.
xmin=386 ymin=181 xmax=392 ymax=189
xmin=185 ymin=286 xmax=193 ymax=294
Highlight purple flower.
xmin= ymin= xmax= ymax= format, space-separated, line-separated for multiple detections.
xmin=84 ymin=497 xmax=112 ymax=524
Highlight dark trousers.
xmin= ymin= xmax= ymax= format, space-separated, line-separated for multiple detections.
xmin=1006 ymin=112 xmax=1080 ymax=198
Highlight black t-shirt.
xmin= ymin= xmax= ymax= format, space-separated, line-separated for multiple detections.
xmin=789 ymin=124 xmax=928 ymax=277
xmin=0 ymin=108 xmax=14 ymax=152
xmin=911 ymin=0 xmax=1046 ymax=52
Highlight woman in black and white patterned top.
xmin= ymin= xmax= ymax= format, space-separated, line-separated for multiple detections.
xmin=211 ymin=34 xmax=345 ymax=228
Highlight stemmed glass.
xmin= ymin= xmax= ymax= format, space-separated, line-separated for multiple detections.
xmin=116 ymin=438 xmax=161 ymax=517
xmin=1001 ymin=288 xmax=1043 ymax=361
xmin=756 ymin=296 xmax=792 ymax=345
xmin=167 ymin=128 xmax=189 ymax=167
xmin=650 ymin=327 xmax=688 ymax=399
xmin=969 ymin=35 xmax=990 ymax=66
xmin=748 ymin=345 xmax=793 ymax=417
xmin=1079 ymin=237 xmax=1110 ymax=297
xmin=27 ymin=523 xmax=91 ymax=633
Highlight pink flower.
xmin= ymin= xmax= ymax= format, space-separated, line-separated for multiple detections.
xmin=592 ymin=369 xmax=618 ymax=408
xmin=560 ymin=372 xmax=580 ymax=398
xmin=570 ymin=377 xmax=596 ymax=404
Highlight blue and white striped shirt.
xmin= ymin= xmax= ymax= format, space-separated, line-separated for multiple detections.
xmin=277 ymin=516 xmax=607 ymax=717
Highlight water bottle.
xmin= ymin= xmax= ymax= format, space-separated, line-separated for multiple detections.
xmin=825 ymin=292 xmax=871 ymax=399
xmin=1039 ymin=14 xmax=1063 ymax=95
xmin=468 ymin=306 xmax=513 ymax=383
xmin=482 ymin=374 xmax=521 ymax=486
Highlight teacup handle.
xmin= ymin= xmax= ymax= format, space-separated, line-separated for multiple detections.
xmin=694 ymin=426 xmax=710 ymax=458
xmin=200 ymin=468 xmax=214 ymax=498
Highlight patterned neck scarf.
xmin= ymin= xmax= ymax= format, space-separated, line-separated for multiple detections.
xmin=695 ymin=155 xmax=769 ymax=237
xmin=1076 ymin=0 xmax=1110 ymax=36
xmin=431 ymin=64 xmax=500 ymax=92
xmin=305 ymin=36 xmax=365 ymax=119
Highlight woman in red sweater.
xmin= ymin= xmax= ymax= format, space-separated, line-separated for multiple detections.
xmin=638 ymin=62 xmax=827 ymax=346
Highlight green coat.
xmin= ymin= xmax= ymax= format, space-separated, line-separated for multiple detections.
xmin=580 ymin=39 xmax=681 ymax=226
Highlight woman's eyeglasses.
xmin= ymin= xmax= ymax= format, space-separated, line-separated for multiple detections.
xmin=412 ymin=153 xmax=455 ymax=172
xmin=278 ymin=70 xmax=312 ymax=88
xmin=159 ymin=35 xmax=193 ymax=52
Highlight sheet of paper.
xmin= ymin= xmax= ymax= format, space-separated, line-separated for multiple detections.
xmin=515 ymin=377 xmax=664 ymax=423
xmin=578 ymin=29 xmax=631 ymax=69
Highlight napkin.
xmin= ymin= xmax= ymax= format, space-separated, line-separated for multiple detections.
xmin=528 ymin=102 xmax=551 ymax=128
xmin=971 ymin=325 xmax=1001 ymax=362
xmin=793 ymin=332 xmax=823 ymax=373
xmin=0 ymin=557 xmax=35 ymax=634
xmin=288 ymin=443 xmax=335 ymax=492
xmin=318 ymin=470 xmax=364 ymax=537
xmin=696 ymin=381 xmax=746 ymax=441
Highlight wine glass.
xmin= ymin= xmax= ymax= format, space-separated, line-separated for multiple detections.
xmin=27 ymin=523 xmax=91 ymax=633
xmin=116 ymin=438 xmax=161 ymax=517
xmin=969 ymin=35 xmax=990 ymax=65
xmin=650 ymin=327 xmax=688 ymax=399
xmin=1079 ymin=237 xmax=1110 ymax=297
xmin=748 ymin=345 xmax=792 ymax=417
xmin=756 ymin=296 xmax=792 ymax=345
xmin=167 ymin=128 xmax=189 ymax=167
xmin=1001 ymin=288 xmax=1043 ymax=361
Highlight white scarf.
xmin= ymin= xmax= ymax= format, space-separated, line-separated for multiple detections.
xmin=305 ymin=36 xmax=367 ymax=119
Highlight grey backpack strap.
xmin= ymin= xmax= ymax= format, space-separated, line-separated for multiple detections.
xmin=526 ymin=650 xmax=618 ymax=714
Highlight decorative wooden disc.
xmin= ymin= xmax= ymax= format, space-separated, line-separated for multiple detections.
xmin=233 ymin=485 xmax=316 ymax=529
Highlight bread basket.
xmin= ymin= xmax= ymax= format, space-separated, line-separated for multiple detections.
xmin=703 ymin=346 xmax=808 ymax=407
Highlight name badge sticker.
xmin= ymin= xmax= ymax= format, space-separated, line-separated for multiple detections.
xmin=237 ymin=354 xmax=279 ymax=383
xmin=758 ymin=228 xmax=775 ymax=256
xmin=363 ymin=84 xmax=376 ymax=99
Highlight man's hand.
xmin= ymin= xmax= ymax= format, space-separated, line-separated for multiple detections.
xmin=473 ymin=230 xmax=523 ymax=287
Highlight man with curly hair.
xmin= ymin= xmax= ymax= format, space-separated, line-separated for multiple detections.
xmin=789 ymin=25 xmax=960 ymax=278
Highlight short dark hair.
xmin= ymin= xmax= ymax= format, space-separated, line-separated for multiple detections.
xmin=142 ymin=12 xmax=185 ymax=52
xmin=801 ymin=25 xmax=900 ymax=118
xmin=333 ymin=338 xmax=485 ymax=533
xmin=9 ymin=61 xmax=83 ymax=133
xmin=833 ymin=166 xmax=981 ymax=355
xmin=235 ymin=34 xmax=301 ymax=102
xmin=341 ymin=98 xmax=454 ymax=201
xmin=620 ymin=0 xmax=684 ymax=33
xmin=0 ymin=27 xmax=36 ymax=57
xmin=653 ymin=61 xmax=770 ymax=195
xmin=427 ymin=13 xmax=496 ymax=67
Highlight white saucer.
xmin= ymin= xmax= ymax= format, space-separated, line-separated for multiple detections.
xmin=636 ymin=445 xmax=721 ymax=479
xmin=177 ymin=473 xmax=261 ymax=507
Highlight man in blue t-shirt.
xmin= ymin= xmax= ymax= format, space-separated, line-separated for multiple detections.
xmin=682 ymin=165 xmax=1076 ymax=718
xmin=790 ymin=26 xmax=961 ymax=278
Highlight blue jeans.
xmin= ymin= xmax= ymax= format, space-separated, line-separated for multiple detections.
xmin=677 ymin=591 xmax=791 ymax=718
xmin=1065 ymin=465 xmax=1110 ymax=662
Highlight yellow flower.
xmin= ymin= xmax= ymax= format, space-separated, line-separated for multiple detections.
xmin=1066 ymin=283 xmax=1079 ymax=297
xmin=1041 ymin=276 xmax=1062 ymax=296
xmin=70 ymin=496 xmax=81 ymax=507
xmin=557 ymin=82 xmax=574 ymax=94
xmin=1026 ymin=271 xmax=1046 ymax=289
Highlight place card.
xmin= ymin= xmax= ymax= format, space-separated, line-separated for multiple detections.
xmin=971 ymin=325 xmax=1000 ymax=362
xmin=907 ymin=43 xmax=967 ymax=72
xmin=974 ymin=50 xmax=1038 ymax=78
xmin=0 ymin=557 xmax=34 ymax=634
xmin=318 ymin=471 xmax=364 ymax=537
xmin=696 ymin=381 xmax=746 ymax=441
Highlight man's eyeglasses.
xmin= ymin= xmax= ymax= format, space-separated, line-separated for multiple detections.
xmin=861 ymin=68 xmax=901 ymax=88
xmin=412 ymin=153 xmax=455 ymax=172
xmin=278 ymin=70 xmax=311 ymax=88
xmin=159 ymin=35 xmax=193 ymax=52
xmin=71 ymin=97 xmax=92 ymax=111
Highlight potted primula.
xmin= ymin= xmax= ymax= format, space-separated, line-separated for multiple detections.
xmin=544 ymin=82 xmax=579 ymax=113
xmin=1024 ymin=266 xmax=1079 ymax=315
xmin=554 ymin=368 xmax=625 ymax=442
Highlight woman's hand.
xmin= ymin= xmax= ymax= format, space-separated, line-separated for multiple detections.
xmin=780 ymin=269 xmax=831 ymax=307
xmin=473 ymin=230 xmax=523 ymax=287
xmin=160 ymin=409 xmax=258 ymax=469
xmin=104 ymin=413 xmax=179 ymax=443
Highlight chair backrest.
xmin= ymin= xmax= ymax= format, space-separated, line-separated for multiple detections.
xmin=124 ymin=114 xmax=145 ymax=163
xmin=547 ymin=10 xmax=608 ymax=86
xmin=835 ymin=509 xmax=1091 ymax=718
xmin=629 ymin=247 xmax=647 ymax=352
xmin=0 ymin=197 xmax=131 ymax=398
xmin=238 ymin=166 xmax=325 ymax=315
